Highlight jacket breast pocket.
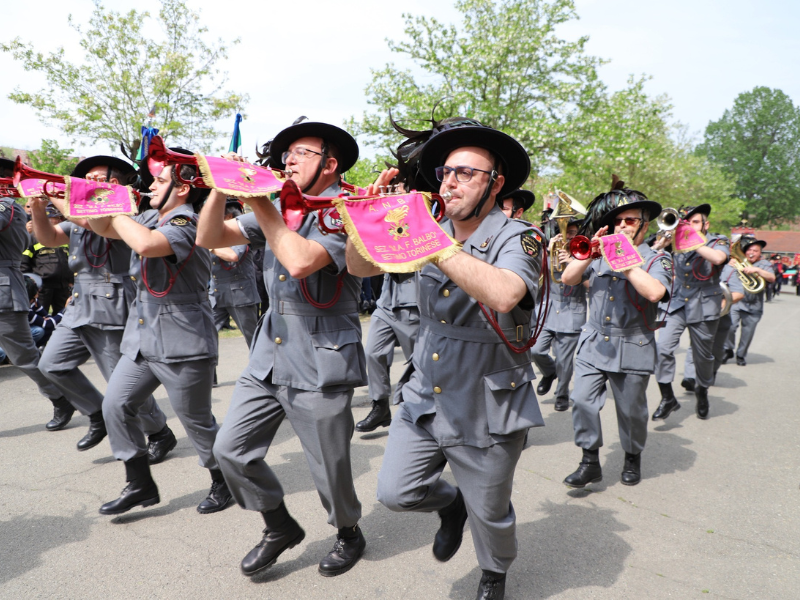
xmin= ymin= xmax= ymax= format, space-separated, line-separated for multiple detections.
xmin=620 ymin=334 xmax=655 ymax=373
xmin=0 ymin=275 xmax=11 ymax=310
xmin=157 ymin=305 xmax=210 ymax=359
xmin=484 ymin=363 xmax=544 ymax=435
xmin=311 ymin=328 xmax=365 ymax=389
xmin=700 ymin=287 xmax=722 ymax=319
xmin=89 ymin=286 xmax=126 ymax=326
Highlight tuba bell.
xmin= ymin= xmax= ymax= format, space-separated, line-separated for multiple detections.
xmin=549 ymin=190 xmax=587 ymax=281
xmin=729 ymin=235 xmax=766 ymax=294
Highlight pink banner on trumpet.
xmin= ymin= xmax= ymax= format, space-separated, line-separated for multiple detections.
xmin=63 ymin=178 xmax=137 ymax=219
xmin=673 ymin=222 xmax=706 ymax=253
xmin=333 ymin=192 xmax=461 ymax=273
xmin=600 ymin=233 xmax=644 ymax=272
xmin=17 ymin=179 xmax=65 ymax=198
xmin=196 ymin=155 xmax=290 ymax=198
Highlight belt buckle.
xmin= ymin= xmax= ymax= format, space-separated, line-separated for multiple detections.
xmin=516 ymin=325 xmax=524 ymax=342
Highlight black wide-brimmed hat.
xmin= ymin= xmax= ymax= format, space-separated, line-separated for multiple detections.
xmin=418 ymin=119 xmax=530 ymax=197
xmin=740 ymin=236 xmax=767 ymax=251
xmin=594 ymin=175 xmax=661 ymax=231
xmin=0 ymin=158 xmax=14 ymax=178
xmin=502 ymin=188 xmax=536 ymax=212
xmin=268 ymin=121 xmax=359 ymax=173
xmin=682 ymin=204 xmax=711 ymax=219
xmin=71 ymin=155 xmax=135 ymax=180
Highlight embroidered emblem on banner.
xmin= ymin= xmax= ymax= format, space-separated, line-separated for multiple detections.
xmin=88 ymin=188 xmax=114 ymax=203
xmin=385 ymin=205 xmax=411 ymax=241
xmin=238 ymin=166 xmax=257 ymax=183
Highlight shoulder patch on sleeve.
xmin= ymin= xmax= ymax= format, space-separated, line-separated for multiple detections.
xmin=520 ymin=229 xmax=541 ymax=257
xmin=660 ymin=257 xmax=673 ymax=271
xmin=168 ymin=216 xmax=190 ymax=227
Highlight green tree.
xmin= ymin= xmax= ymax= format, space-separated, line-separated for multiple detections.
xmin=1 ymin=0 xmax=246 ymax=157
xmin=346 ymin=0 xmax=606 ymax=178
xmin=29 ymin=139 xmax=79 ymax=176
xmin=697 ymin=86 xmax=800 ymax=228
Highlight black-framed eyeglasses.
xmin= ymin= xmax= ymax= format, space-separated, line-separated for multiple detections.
xmin=281 ymin=147 xmax=323 ymax=164
xmin=435 ymin=165 xmax=496 ymax=183
xmin=614 ymin=217 xmax=642 ymax=227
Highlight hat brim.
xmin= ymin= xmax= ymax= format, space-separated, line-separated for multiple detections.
xmin=742 ymin=239 xmax=767 ymax=250
xmin=600 ymin=200 xmax=663 ymax=229
xmin=269 ymin=122 xmax=358 ymax=173
xmin=71 ymin=155 xmax=135 ymax=179
xmin=0 ymin=158 xmax=15 ymax=178
xmin=684 ymin=203 xmax=711 ymax=219
xmin=419 ymin=127 xmax=530 ymax=197
xmin=503 ymin=189 xmax=535 ymax=211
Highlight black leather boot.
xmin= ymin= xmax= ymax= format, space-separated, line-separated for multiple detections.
xmin=536 ymin=373 xmax=557 ymax=396
xmin=680 ymin=377 xmax=696 ymax=392
xmin=564 ymin=448 xmax=602 ymax=488
xmin=99 ymin=455 xmax=160 ymax=515
xmin=76 ymin=411 xmax=107 ymax=451
xmin=621 ymin=452 xmax=641 ymax=486
xmin=147 ymin=425 xmax=177 ymax=464
xmin=240 ymin=502 xmax=306 ymax=577
xmin=355 ymin=399 xmax=391 ymax=432
xmin=476 ymin=570 xmax=506 ymax=600
xmin=433 ymin=488 xmax=468 ymax=562
xmin=46 ymin=396 xmax=75 ymax=431
xmin=197 ymin=469 xmax=234 ymax=514
xmin=318 ymin=524 xmax=366 ymax=577
xmin=695 ymin=385 xmax=709 ymax=420
xmin=652 ymin=383 xmax=680 ymax=421
xmin=554 ymin=396 xmax=570 ymax=412
xmin=721 ymin=348 xmax=734 ymax=364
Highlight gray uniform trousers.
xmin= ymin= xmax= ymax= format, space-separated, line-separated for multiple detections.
xmin=684 ymin=313 xmax=734 ymax=382
xmin=366 ymin=307 xmax=418 ymax=401
xmin=530 ymin=328 xmax=581 ymax=399
xmin=377 ymin=405 xmax=525 ymax=573
xmin=213 ymin=303 xmax=259 ymax=349
xmin=0 ymin=312 xmax=64 ymax=400
xmin=725 ymin=307 xmax=761 ymax=361
xmin=655 ymin=308 xmax=719 ymax=389
xmin=571 ymin=357 xmax=650 ymax=454
xmin=103 ymin=353 xmax=218 ymax=467
xmin=38 ymin=324 xmax=166 ymax=434
xmin=213 ymin=370 xmax=361 ymax=528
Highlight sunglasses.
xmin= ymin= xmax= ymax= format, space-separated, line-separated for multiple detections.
xmin=614 ymin=217 xmax=642 ymax=227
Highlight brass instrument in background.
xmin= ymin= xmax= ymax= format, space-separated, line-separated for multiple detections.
xmin=729 ymin=234 xmax=766 ymax=294
xmin=0 ymin=177 xmax=21 ymax=198
xmin=656 ymin=207 xmax=680 ymax=240
xmin=549 ymin=190 xmax=587 ymax=282
xmin=719 ymin=281 xmax=734 ymax=317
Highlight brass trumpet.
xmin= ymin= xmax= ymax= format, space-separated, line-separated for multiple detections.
xmin=569 ymin=235 xmax=601 ymax=261
xmin=656 ymin=207 xmax=680 ymax=240
xmin=729 ymin=235 xmax=766 ymax=294
xmin=12 ymin=158 xmax=68 ymax=199
xmin=0 ymin=177 xmax=21 ymax=198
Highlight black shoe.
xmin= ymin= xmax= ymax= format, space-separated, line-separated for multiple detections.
xmin=99 ymin=455 xmax=159 ymax=515
xmin=721 ymin=348 xmax=734 ymax=364
xmin=197 ymin=470 xmax=234 ymax=514
xmin=536 ymin=373 xmax=556 ymax=396
xmin=46 ymin=397 xmax=75 ymax=431
xmin=695 ymin=386 xmax=709 ymax=420
xmin=652 ymin=396 xmax=680 ymax=421
xmin=564 ymin=449 xmax=602 ymax=488
xmin=318 ymin=525 xmax=366 ymax=577
xmin=554 ymin=396 xmax=570 ymax=412
xmin=736 ymin=357 xmax=746 ymax=366
xmin=433 ymin=488 xmax=468 ymax=562
xmin=477 ymin=570 xmax=506 ymax=600
xmin=241 ymin=502 xmax=306 ymax=576
xmin=680 ymin=377 xmax=696 ymax=392
xmin=147 ymin=426 xmax=177 ymax=464
xmin=621 ymin=452 xmax=641 ymax=486
xmin=213 ymin=368 xmax=218 ymax=388
xmin=76 ymin=411 xmax=106 ymax=451
xmin=355 ymin=399 xmax=391 ymax=432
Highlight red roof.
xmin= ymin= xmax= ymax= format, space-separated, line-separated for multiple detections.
xmin=753 ymin=231 xmax=800 ymax=253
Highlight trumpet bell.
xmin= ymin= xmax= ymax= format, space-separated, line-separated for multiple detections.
xmin=146 ymin=137 xmax=207 ymax=187
xmin=569 ymin=235 xmax=600 ymax=261
xmin=657 ymin=207 xmax=680 ymax=232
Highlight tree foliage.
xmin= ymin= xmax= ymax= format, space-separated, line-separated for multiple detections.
xmin=346 ymin=0 xmax=606 ymax=177
xmin=29 ymin=139 xmax=80 ymax=176
xmin=696 ymin=86 xmax=800 ymax=228
xmin=1 ymin=0 xmax=246 ymax=157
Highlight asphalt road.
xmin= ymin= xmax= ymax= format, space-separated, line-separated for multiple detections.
xmin=1 ymin=295 xmax=798 ymax=599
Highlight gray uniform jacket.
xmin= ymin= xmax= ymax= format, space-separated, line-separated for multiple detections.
xmin=120 ymin=206 xmax=217 ymax=363
xmin=736 ymin=259 xmax=771 ymax=315
xmin=376 ymin=273 xmax=418 ymax=312
xmin=209 ymin=244 xmax=260 ymax=309
xmin=0 ymin=199 xmax=30 ymax=313
xmin=667 ymin=234 xmax=730 ymax=323
xmin=721 ymin=263 xmax=745 ymax=297
xmin=544 ymin=256 xmax=587 ymax=334
xmin=237 ymin=182 xmax=367 ymax=393
xmin=397 ymin=208 xmax=544 ymax=449
xmin=59 ymin=222 xmax=133 ymax=330
xmin=577 ymin=244 xmax=673 ymax=375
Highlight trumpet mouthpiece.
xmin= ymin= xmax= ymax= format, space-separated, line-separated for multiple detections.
xmin=284 ymin=168 xmax=294 ymax=178
xmin=441 ymin=191 xmax=452 ymax=201
xmin=138 ymin=192 xmax=155 ymax=198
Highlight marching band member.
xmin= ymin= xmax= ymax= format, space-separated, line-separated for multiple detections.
xmin=724 ymin=236 xmax=775 ymax=366
xmin=498 ymin=188 xmax=534 ymax=220
xmin=348 ymin=119 xmax=544 ymax=600
xmin=34 ymin=156 xmax=175 ymax=456
xmin=652 ymin=205 xmax=729 ymax=421
xmin=0 ymin=158 xmax=78 ymax=430
xmin=87 ymin=151 xmax=229 ymax=516
xmin=562 ymin=178 xmax=672 ymax=488
xmin=198 ymin=121 xmax=368 ymax=578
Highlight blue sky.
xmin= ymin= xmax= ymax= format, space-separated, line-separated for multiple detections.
xmin=2 ymin=0 xmax=798 ymax=158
